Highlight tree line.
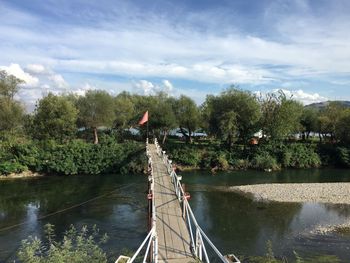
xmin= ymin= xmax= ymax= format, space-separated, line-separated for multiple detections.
xmin=1 ymin=70 xmax=350 ymax=147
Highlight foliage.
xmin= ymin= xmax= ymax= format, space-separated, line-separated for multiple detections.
xmin=335 ymin=109 xmax=350 ymax=144
xmin=169 ymin=146 xmax=202 ymax=166
xmin=0 ymin=135 xmax=145 ymax=176
xmin=251 ymin=151 xmax=280 ymax=171
xmin=114 ymin=92 xmax=135 ymax=129
xmin=260 ymin=90 xmax=303 ymax=140
xmin=204 ymin=87 xmax=261 ymax=144
xmin=336 ymin=147 xmax=350 ymax=167
xmin=0 ymin=70 xmax=24 ymax=133
xmin=173 ymin=95 xmax=201 ymax=143
xmin=300 ymin=108 xmax=318 ymax=139
xmin=17 ymin=223 xmax=108 ymax=263
xmin=280 ymin=143 xmax=321 ymax=168
xmin=0 ymin=160 xmax=27 ymax=175
xmin=0 ymin=70 xmax=23 ymax=99
xmin=77 ymin=90 xmax=115 ymax=144
xmin=31 ymin=93 xmax=78 ymax=141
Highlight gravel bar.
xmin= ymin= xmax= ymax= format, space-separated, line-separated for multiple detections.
xmin=231 ymin=183 xmax=350 ymax=204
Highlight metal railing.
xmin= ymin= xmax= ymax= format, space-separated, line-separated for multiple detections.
xmin=116 ymin=139 xmax=158 ymax=263
xmin=117 ymin=138 xmax=240 ymax=263
xmin=157 ymin=140 xmax=240 ymax=263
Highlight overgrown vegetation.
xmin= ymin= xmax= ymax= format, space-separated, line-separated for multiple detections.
xmin=0 ymin=135 xmax=145 ymax=175
xmin=240 ymin=240 xmax=341 ymax=263
xmin=1 ymin=70 xmax=350 ymax=175
xmin=17 ymin=223 xmax=108 ymax=263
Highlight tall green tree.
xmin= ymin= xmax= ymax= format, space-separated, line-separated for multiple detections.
xmin=335 ymin=109 xmax=350 ymax=144
xmin=114 ymin=92 xmax=135 ymax=129
xmin=77 ymin=90 xmax=115 ymax=144
xmin=300 ymin=107 xmax=318 ymax=139
xmin=0 ymin=70 xmax=24 ymax=134
xmin=0 ymin=70 xmax=23 ymax=99
xmin=152 ymin=93 xmax=177 ymax=143
xmin=32 ymin=93 xmax=78 ymax=141
xmin=173 ymin=95 xmax=200 ymax=143
xmin=260 ymin=91 xmax=303 ymax=140
xmin=319 ymin=102 xmax=346 ymax=141
xmin=204 ymin=87 xmax=261 ymax=145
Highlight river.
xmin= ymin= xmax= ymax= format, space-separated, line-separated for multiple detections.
xmin=1 ymin=168 xmax=350 ymax=262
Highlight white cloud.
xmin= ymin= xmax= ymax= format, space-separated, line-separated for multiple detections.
xmin=162 ymin=80 xmax=173 ymax=93
xmin=49 ymin=74 xmax=68 ymax=89
xmin=133 ymin=80 xmax=156 ymax=95
xmin=73 ymin=82 xmax=97 ymax=96
xmin=0 ymin=1 xmax=349 ymax=107
xmin=25 ymin=64 xmax=47 ymax=74
xmin=0 ymin=63 xmax=39 ymax=87
xmin=258 ymin=89 xmax=328 ymax=105
xmin=133 ymin=79 xmax=177 ymax=96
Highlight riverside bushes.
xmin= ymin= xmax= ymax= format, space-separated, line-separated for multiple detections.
xmin=164 ymin=140 xmax=327 ymax=171
xmin=0 ymin=136 xmax=145 ymax=176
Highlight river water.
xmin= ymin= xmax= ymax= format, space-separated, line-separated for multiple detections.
xmin=1 ymin=169 xmax=350 ymax=262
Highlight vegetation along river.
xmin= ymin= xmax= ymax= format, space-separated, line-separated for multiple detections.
xmin=1 ymin=169 xmax=350 ymax=262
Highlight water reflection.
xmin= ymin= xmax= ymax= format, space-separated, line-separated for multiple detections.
xmin=183 ymin=169 xmax=350 ymax=261
xmin=0 ymin=175 xmax=148 ymax=262
xmin=1 ymin=169 xmax=350 ymax=262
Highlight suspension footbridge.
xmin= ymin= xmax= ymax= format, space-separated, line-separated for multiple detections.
xmin=116 ymin=139 xmax=240 ymax=263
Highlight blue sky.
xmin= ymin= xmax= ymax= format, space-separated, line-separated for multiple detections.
xmin=1 ymin=0 xmax=350 ymax=109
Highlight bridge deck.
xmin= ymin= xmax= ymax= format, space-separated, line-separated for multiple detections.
xmin=149 ymin=144 xmax=194 ymax=263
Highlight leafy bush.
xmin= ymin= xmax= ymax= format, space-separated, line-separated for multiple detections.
xmin=281 ymin=143 xmax=321 ymax=168
xmin=0 ymin=161 xmax=27 ymax=175
xmin=251 ymin=152 xmax=280 ymax=171
xmin=336 ymin=147 xmax=350 ymax=167
xmin=169 ymin=147 xmax=202 ymax=166
xmin=17 ymin=223 xmax=108 ymax=263
xmin=0 ymin=136 xmax=144 ymax=176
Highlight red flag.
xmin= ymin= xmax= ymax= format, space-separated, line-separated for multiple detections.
xmin=139 ymin=111 xmax=148 ymax=125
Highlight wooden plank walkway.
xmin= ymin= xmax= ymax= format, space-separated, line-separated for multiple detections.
xmin=149 ymin=144 xmax=194 ymax=263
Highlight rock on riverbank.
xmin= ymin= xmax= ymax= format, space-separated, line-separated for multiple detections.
xmin=231 ymin=183 xmax=350 ymax=204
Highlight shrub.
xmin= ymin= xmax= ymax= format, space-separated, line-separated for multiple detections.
xmin=336 ymin=147 xmax=350 ymax=167
xmin=0 ymin=161 xmax=27 ymax=175
xmin=17 ymin=224 xmax=108 ymax=263
xmin=169 ymin=147 xmax=202 ymax=166
xmin=251 ymin=152 xmax=279 ymax=171
xmin=281 ymin=143 xmax=321 ymax=168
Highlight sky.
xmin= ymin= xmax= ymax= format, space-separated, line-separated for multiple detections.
xmin=1 ymin=0 xmax=350 ymax=110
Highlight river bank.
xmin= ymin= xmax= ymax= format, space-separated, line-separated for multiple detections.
xmin=0 ymin=170 xmax=44 ymax=180
xmin=232 ymin=183 xmax=350 ymax=204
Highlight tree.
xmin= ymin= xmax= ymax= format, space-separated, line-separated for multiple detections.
xmin=219 ymin=110 xmax=237 ymax=147
xmin=300 ymin=107 xmax=318 ymax=139
xmin=260 ymin=91 xmax=303 ymax=140
xmin=152 ymin=93 xmax=177 ymax=143
xmin=31 ymin=93 xmax=78 ymax=141
xmin=204 ymin=87 xmax=261 ymax=145
xmin=318 ymin=102 xmax=346 ymax=141
xmin=173 ymin=95 xmax=200 ymax=143
xmin=0 ymin=70 xmax=23 ymax=99
xmin=335 ymin=109 xmax=350 ymax=144
xmin=77 ymin=90 xmax=115 ymax=144
xmin=0 ymin=70 xmax=24 ymax=133
xmin=114 ymin=92 xmax=135 ymax=129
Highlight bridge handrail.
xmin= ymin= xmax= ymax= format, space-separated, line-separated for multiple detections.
xmin=160 ymin=144 xmax=240 ymax=263
xmin=117 ymin=139 xmax=158 ymax=263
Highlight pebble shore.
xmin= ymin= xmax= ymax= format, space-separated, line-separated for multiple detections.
xmin=231 ymin=183 xmax=350 ymax=204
